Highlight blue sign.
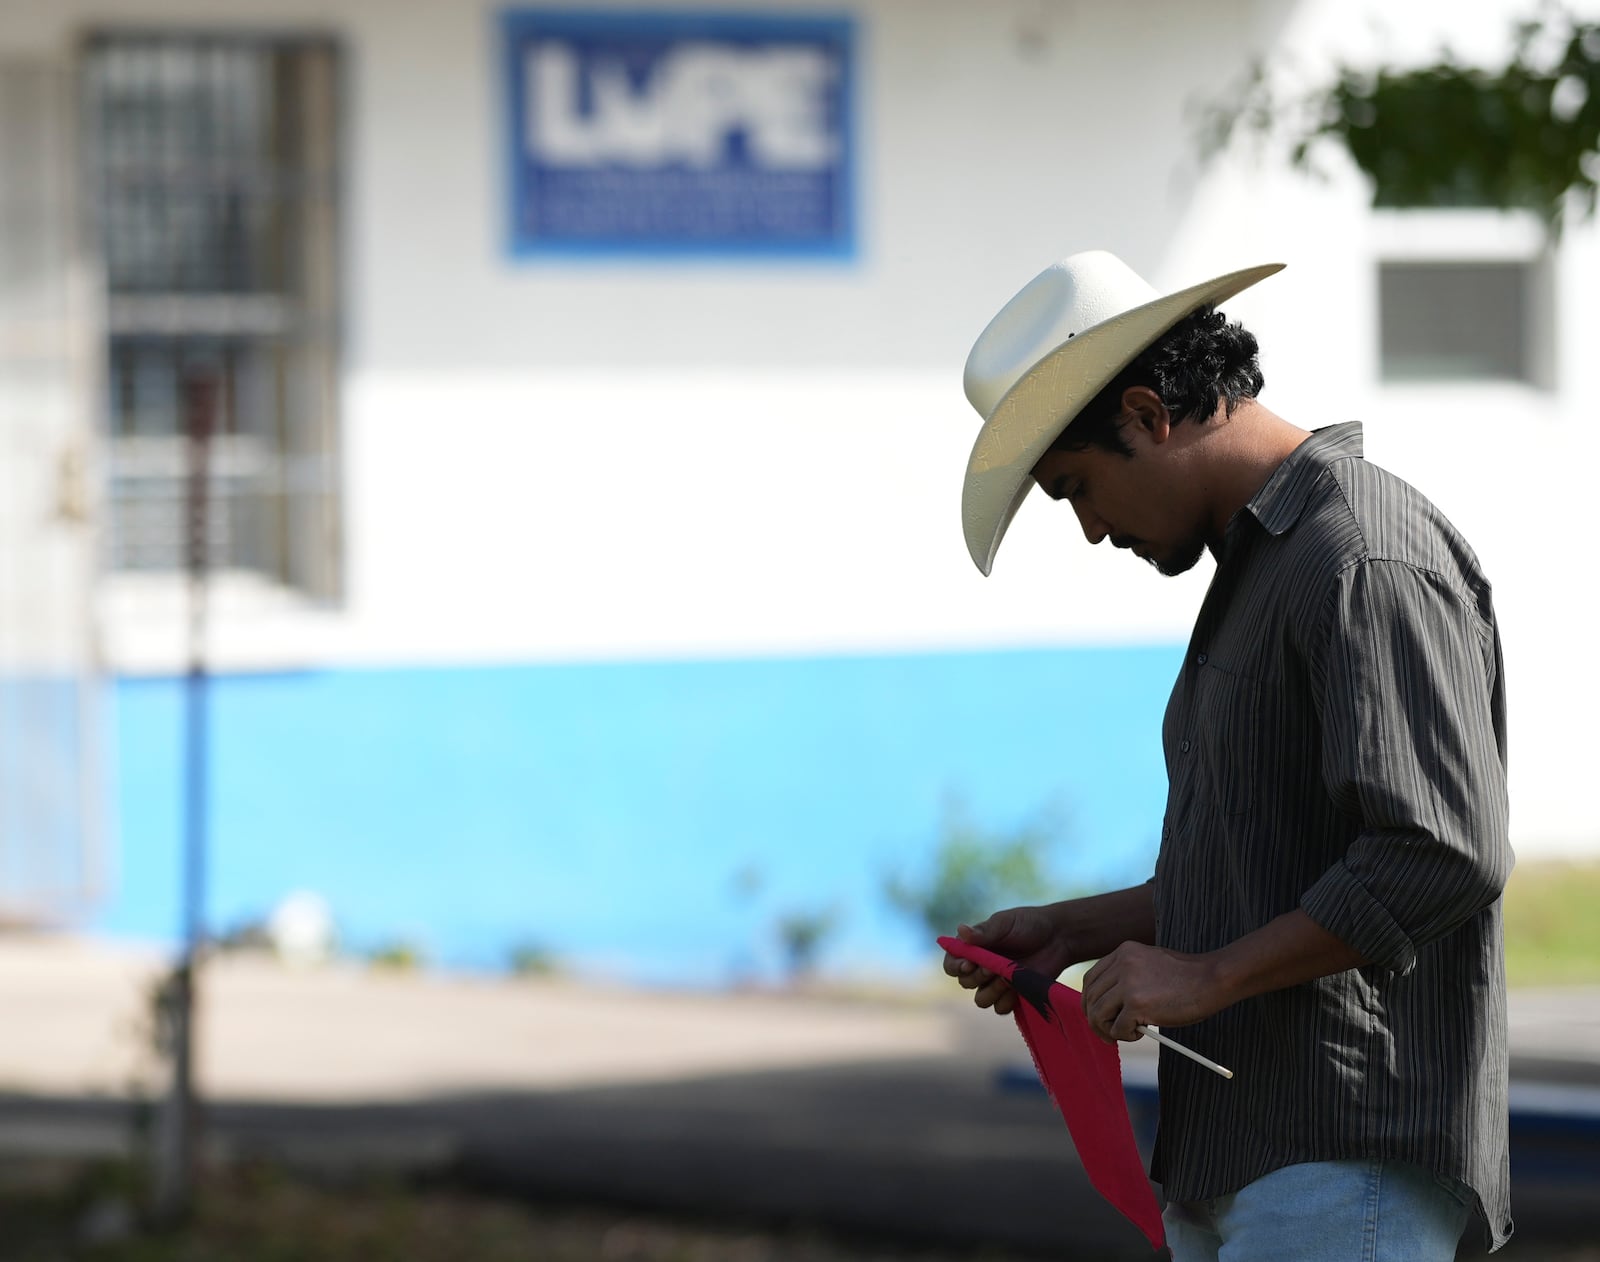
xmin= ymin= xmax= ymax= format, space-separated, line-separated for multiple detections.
xmin=501 ymin=9 xmax=855 ymax=257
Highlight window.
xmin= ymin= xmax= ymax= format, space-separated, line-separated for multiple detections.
xmin=83 ymin=34 xmax=343 ymax=597
xmin=1378 ymin=261 xmax=1531 ymax=382
xmin=1372 ymin=210 xmax=1554 ymax=389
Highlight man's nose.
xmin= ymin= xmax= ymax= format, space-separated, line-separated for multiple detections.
xmin=1072 ymin=500 xmax=1109 ymax=545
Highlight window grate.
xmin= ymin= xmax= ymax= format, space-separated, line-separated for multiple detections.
xmin=83 ymin=34 xmax=342 ymax=597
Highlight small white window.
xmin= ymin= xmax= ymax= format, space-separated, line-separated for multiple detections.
xmin=1379 ymin=261 xmax=1530 ymax=382
xmin=1372 ymin=210 xmax=1554 ymax=389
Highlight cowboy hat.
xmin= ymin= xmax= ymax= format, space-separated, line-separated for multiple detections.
xmin=961 ymin=250 xmax=1284 ymax=575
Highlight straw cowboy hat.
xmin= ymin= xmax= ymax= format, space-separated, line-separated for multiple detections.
xmin=960 ymin=250 xmax=1284 ymax=575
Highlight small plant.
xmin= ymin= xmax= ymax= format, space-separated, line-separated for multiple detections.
xmin=506 ymin=941 xmax=562 ymax=978
xmin=214 ymin=917 xmax=274 ymax=954
xmin=774 ymin=905 xmax=841 ymax=983
xmin=367 ymin=939 xmax=427 ymax=972
xmin=884 ymin=800 xmax=1065 ymax=942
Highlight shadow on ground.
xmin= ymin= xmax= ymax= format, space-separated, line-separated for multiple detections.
xmin=2 ymin=1054 xmax=1598 ymax=1260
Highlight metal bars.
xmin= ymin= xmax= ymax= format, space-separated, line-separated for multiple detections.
xmin=83 ymin=34 xmax=342 ymax=597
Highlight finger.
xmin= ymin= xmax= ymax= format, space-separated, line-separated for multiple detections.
xmin=1082 ymin=940 xmax=1128 ymax=994
xmin=1081 ymin=956 xmax=1119 ymax=1013
xmin=992 ymin=988 xmax=1017 ymax=1017
xmin=1111 ymin=1012 xmax=1146 ymax=1042
xmin=1089 ymin=1002 xmax=1121 ymax=1044
xmin=956 ymin=966 xmax=994 ymax=992
xmin=1083 ymin=981 xmax=1122 ymax=1043
xmin=941 ymin=951 xmax=985 ymax=985
xmin=973 ymin=976 xmax=1012 ymax=1009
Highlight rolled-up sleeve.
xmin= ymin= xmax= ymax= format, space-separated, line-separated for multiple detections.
xmin=1299 ymin=558 xmax=1512 ymax=975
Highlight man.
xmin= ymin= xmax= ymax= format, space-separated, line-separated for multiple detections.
xmin=945 ymin=251 xmax=1511 ymax=1259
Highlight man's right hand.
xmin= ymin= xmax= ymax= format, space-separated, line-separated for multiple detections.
xmin=942 ymin=884 xmax=1160 ymax=1016
xmin=943 ymin=905 xmax=1074 ymax=1017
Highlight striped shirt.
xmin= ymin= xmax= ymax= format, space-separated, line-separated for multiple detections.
xmin=1150 ymin=422 xmax=1512 ymax=1249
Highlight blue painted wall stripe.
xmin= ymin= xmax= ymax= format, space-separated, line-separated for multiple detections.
xmin=104 ymin=645 xmax=1182 ymax=983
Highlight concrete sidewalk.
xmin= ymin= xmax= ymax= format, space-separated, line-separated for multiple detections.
xmin=7 ymin=937 xmax=1598 ymax=1100
xmin=0 ymin=936 xmax=959 ymax=1101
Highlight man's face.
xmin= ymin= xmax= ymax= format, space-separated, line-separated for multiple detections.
xmin=1030 ymin=430 xmax=1208 ymax=577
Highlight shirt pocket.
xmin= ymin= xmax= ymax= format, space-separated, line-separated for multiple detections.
xmin=1191 ymin=661 xmax=1263 ymax=817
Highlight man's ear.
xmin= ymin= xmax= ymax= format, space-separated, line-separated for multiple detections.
xmin=1120 ymin=386 xmax=1171 ymax=446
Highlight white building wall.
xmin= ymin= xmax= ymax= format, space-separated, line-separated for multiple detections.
xmin=3 ymin=0 xmax=1597 ymax=853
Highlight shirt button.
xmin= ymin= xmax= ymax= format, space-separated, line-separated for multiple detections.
xmin=1197 ymin=652 xmax=1208 ymax=665
xmin=1180 ymin=739 xmax=1192 ymax=753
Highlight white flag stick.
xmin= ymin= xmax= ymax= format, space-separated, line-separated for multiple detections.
xmin=1137 ymin=1026 xmax=1234 ymax=1080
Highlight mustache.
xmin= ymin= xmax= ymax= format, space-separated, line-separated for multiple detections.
xmin=1110 ymin=535 xmax=1143 ymax=551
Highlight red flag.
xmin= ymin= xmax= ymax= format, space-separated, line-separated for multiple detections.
xmin=938 ymin=935 xmax=1165 ymax=1252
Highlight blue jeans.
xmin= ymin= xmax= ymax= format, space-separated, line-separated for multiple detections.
xmin=1163 ymin=1159 xmax=1472 ymax=1262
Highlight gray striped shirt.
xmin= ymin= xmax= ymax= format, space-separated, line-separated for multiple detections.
xmin=1150 ymin=422 xmax=1512 ymax=1249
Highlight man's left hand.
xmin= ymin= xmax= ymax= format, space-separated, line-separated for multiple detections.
xmin=1080 ymin=942 xmax=1226 ymax=1043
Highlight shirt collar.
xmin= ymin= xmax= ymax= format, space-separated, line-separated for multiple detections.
xmin=1244 ymin=421 xmax=1364 ymax=538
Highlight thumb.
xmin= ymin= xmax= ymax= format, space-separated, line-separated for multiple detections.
xmin=958 ymin=911 xmax=1006 ymax=945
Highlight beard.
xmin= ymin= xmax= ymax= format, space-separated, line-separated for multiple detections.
xmin=1153 ymin=534 xmax=1207 ymax=577
xmin=1113 ymin=533 xmax=1207 ymax=578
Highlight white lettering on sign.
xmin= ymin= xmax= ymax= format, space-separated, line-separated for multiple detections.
xmin=529 ymin=40 xmax=839 ymax=170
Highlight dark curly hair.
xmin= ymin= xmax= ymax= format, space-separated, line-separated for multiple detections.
xmin=1050 ymin=307 xmax=1264 ymax=456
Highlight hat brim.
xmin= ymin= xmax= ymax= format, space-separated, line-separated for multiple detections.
xmin=962 ymin=262 xmax=1285 ymax=575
